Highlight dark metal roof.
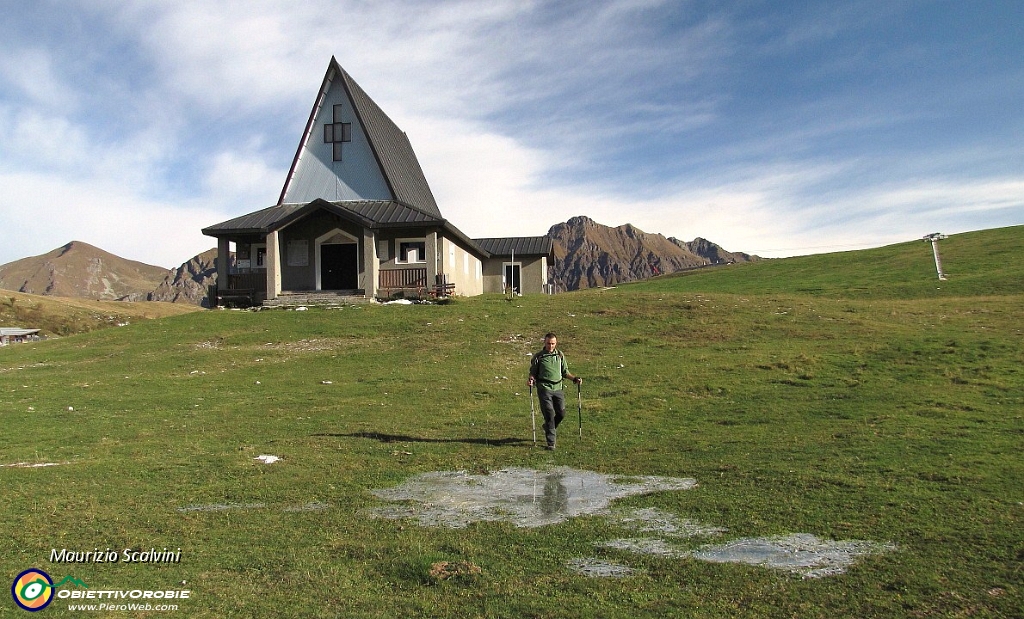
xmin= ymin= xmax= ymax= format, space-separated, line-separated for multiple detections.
xmin=203 ymin=198 xmax=492 ymax=258
xmin=203 ymin=203 xmax=306 ymax=235
xmin=342 ymin=200 xmax=438 ymax=225
xmin=203 ymin=200 xmax=441 ymax=236
xmin=473 ymin=236 xmax=553 ymax=256
xmin=340 ymin=66 xmax=443 ymax=220
xmin=204 ymin=199 xmax=490 ymax=259
xmin=277 ymin=58 xmax=442 ymax=220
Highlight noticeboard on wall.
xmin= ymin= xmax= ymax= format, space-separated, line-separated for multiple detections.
xmin=287 ymin=240 xmax=309 ymax=267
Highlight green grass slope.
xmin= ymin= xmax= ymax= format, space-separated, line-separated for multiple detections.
xmin=1 ymin=227 xmax=1021 ymax=618
xmin=634 ymin=225 xmax=1023 ymax=299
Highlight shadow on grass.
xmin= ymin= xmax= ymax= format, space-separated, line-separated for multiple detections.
xmin=315 ymin=431 xmax=532 ymax=447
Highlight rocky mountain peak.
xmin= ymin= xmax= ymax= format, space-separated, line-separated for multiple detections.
xmin=547 ymin=216 xmax=758 ymax=291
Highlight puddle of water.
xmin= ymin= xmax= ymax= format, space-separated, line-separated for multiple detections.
xmin=368 ymin=468 xmax=893 ymax=580
xmin=567 ymin=557 xmax=638 ymax=578
xmin=369 ymin=467 xmax=697 ymax=528
xmin=689 ymin=533 xmax=896 ymax=578
xmin=600 ymin=537 xmax=685 ymax=557
xmin=613 ymin=507 xmax=727 ymax=538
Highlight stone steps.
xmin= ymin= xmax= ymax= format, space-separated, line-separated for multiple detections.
xmin=262 ymin=290 xmax=371 ymax=307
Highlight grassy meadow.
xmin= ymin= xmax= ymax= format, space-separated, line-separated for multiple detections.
xmin=1 ymin=227 xmax=1021 ymax=617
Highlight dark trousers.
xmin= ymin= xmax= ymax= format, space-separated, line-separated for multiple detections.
xmin=537 ymin=387 xmax=566 ymax=446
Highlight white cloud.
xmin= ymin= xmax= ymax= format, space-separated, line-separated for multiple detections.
xmin=0 ymin=47 xmax=76 ymax=108
xmin=2 ymin=109 xmax=92 ymax=170
xmin=203 ymin=151 xmax=283 ymax=206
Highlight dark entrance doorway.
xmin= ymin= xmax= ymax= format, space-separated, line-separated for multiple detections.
xmin=322 ymin=243 xmax=358 ymax=290
xmin=504 ymin=263 xmax=521 ymax=295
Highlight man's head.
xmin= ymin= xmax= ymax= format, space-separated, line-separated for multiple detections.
xmin=543 ymin=332 xmax=557 ymax=352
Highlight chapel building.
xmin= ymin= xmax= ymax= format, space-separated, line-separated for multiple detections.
xmin=203 ymin=57 xmax=552 ymax=305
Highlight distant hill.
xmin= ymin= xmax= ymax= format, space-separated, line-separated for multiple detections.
xmin=0 ymin=241 xmax=170 ymax=301
xmin=0 ymin=243 xmax=231 ymax=307
xmin=547 ymin=216 xmax=758 ymax=291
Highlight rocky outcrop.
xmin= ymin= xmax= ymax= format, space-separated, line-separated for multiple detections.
xmin=672 ymin=236 xmax=756 ymax=266
xmin=136 ymin=248 xmax=229 ymax=307
xmin=548 ymin=216 xmax=758 ymax=291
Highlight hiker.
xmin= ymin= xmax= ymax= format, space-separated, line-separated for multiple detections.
xmin=527 ymin=333 xmax=582 ymax=450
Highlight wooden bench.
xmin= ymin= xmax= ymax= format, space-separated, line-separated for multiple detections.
xmin=216 ymin=288 xmax=255 ymax=307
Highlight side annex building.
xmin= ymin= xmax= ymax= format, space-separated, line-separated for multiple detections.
xmin=203 ymin=58 xmax=552 ymax=305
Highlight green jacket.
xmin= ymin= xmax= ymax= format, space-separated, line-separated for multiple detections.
xmin=530 ymin=349 xmax=570 ymax=391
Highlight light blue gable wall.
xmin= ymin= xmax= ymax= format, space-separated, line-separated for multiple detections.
xmin=282 ymin=74 xmax=392 ymax=203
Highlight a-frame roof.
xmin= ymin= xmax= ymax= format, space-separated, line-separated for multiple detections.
xmin=278 ymin=57 xmax=442 ymax=220
xmin=202 ymin=58 xmax=490 ymax=259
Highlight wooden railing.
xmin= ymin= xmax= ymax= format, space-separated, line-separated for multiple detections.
xmin=226 ymin=272 xmax=267 ymax=292
xmin=379 ymin=268 xmax=427 ymax=289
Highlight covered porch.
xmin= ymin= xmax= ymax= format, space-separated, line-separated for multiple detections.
xmin=209 ymin=227 xmax=446 ymax=306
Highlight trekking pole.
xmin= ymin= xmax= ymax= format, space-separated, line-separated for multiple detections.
xmin=530 ymin=384 xmax=537 ymax=447
xmin=577 ymin=381 xmax=583 ymax=441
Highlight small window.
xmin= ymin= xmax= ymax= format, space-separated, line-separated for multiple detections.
xmin=398 ymin=241 xmax=426 ymax=264
xmin=255 ymin=246 xmax=267 ymax=269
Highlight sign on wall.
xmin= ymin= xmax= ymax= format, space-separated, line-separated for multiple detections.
xmin=287 ymin=240 xmax=309 ymax=266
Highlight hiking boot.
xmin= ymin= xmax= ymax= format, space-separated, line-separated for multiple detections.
xmin=545 ymin=444 xmax=556 ymax=451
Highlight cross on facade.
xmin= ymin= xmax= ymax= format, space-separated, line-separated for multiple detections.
xmin=323 ymin=104 xmax=351 ymax=161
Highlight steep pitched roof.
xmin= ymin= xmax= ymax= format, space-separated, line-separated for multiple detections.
xmin=278 ymin=58 xmax=442 ymax=219
xmin=473 ymin=236 xmax=553 ymax=257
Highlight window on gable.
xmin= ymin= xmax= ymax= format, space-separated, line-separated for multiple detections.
xmin=324 ymin=104 xmax=352 ymax=162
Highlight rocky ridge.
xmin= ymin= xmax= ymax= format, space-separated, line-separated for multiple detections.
xmin=548 ymin=216 xmax=757 ymax=291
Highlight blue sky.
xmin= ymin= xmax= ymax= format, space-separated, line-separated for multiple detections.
xmin=1 ymin=0 xmax=1021 ymax=268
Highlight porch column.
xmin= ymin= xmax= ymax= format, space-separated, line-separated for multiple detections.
xmin=425 ymin=230 xmax=438 ymax=291
xmin=266 ymin=230 xmax=282 ymax=299
xmin=217 ymin=238 xmax=230 ymax=285
xmin=362 ymin=229 xmax=378 ymax=299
